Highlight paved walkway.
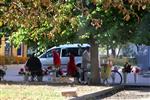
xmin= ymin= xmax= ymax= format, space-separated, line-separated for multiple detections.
xmin=2 ymin=64 xmax=150 ymax=86
xmin=4 ymin=64 xmax=51 ymax=82
xmin=118 ymin=69 xmax=150 ymax=86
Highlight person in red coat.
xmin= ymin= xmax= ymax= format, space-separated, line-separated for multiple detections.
xmin=52 ymin=50 xmax=61 ymax=68
xmin=52 ymin=50 xmax=61 ymax=77
xmin=67 ymin=53 xmax=78 ymax=77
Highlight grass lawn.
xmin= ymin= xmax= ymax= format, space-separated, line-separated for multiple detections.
xmin=0 ymin=82 xmax=112 ymax=100
xmin=0 ymin=84 xmax=66 ymax=100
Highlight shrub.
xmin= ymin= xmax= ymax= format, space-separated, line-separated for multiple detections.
xmin=100 ymin=56 xmax=137 ymax=66
xmin=0 ymin=56 xmax=28 ymax=65
xmin=0 ymin=56 xmax=5 ymax=65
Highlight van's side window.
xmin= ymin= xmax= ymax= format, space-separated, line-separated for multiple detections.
xmin=40 ymin=48 xmax=61 ymax=58
xmin=55 ymin=48 xmax=61 ymax=54
xmin=64 ymin=48 xmax=80 ymax=57
xmin=68 ymin=48 xmax=79 ymax=56
xmin=78 ymin=47 xmax=88 ymax=56
xmin=46 ymin=48 xmax=61 ymax=58
xmin=44 ymin=50 xmax=52 ymax=58
xmin=62 ymin=49 xmax=68 ymax=57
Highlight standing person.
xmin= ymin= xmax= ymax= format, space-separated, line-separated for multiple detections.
xmin=122 ymin=62 xmax=132 ymax=84
xmin=25 ymin=53 xmax=43 ymax=82
xmin=52 ymin=50 xmax=61 ymax=77
xmin=81 ymin=46 xmax=90 ymax=84
xmin=106 ymin=59 xmax=113 ymax=79
xmin=67 ymin=52 xmax=79 ymax=82
xmin=101 ymin=59 xmax=113 ymax=85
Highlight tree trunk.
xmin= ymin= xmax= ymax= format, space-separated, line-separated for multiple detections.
xmin=89 ymin=35 xmax=100 ymax=85
xmin=111 ymin=48 xmax=116 ymax=57
xmin=116 ymin=46 xmax=121 ymax=58
xmin=136 ymin=44 xmax=140 ymax=53
xmin=106 ymin=45 xmax=109 ymax=57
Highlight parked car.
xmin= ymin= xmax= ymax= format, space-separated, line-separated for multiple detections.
xmin=38 ymin=43 xmax=90 ymax=73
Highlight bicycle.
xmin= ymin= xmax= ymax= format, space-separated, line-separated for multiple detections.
xmin=100 ymin=65 xmax=122 ymax=85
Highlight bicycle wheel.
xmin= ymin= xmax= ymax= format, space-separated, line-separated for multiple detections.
xmin=107 ymin=70 xmax=122 ymax=85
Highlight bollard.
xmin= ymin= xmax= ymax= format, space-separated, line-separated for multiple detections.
xmin=134 ymin=73 xmax=137 ymax=83
xmin=123 ymin=72 xmax=127 ymax=84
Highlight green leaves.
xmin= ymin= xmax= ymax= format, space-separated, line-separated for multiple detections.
xmin=0 ymin=0 xmax=150 ymax=53
xmin=134 ymin=12 xmax=150 ymax=45
xmin=10 ymin=27 xmax=28 ymax=47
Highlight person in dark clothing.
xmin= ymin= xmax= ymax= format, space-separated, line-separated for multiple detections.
xmin=25 ymin=53 xmax=43 ymax=81
xmin=0 ymin=69 xmax=5 ymax=81
xmin=122 ymin=62 xmax=132 ymax=84
xmin=122 ymin=62 xmax=132 ymax=73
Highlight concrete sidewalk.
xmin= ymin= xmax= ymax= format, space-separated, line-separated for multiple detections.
xmin=4 ymin=64 xmax=51 ymax=82
xmin=3 ymin=64 xmax=150 ymax=86
xmin=119 ymin=70 xmax=150 ymax=86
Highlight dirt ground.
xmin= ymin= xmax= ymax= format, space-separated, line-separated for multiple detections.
xmin=102 ymin=87 xmax=150 ymax=100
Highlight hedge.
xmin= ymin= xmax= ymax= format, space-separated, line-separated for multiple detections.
xmin=0 ymin=56 xmax=28 ymax=65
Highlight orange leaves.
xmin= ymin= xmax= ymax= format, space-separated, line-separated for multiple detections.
xmin=128 ymin=0 xmax=150 ymax=5
xmin=123 ymin=14 xmax=130 ymax=21
xmin=47 ymin=32 xmax=54 ymax=40
xmin=40 ymin=0 xmax=51 ymax=7
xmin=91 ymin=19 xmax=102 ymax=29
xmin=103 ymin=0 xmax=112 ymax=10
xmin=47 ymin=27 xmax=58 ymax=40
xmin=102 ymin=0 xmax=150 ymax=22
xmin=103 ymin=0 xmax=130 ymax=21
xmin=92 ymin=0 xmax=97 ymax=5
xmin=127 ymin=0 xmax=150 ymax=11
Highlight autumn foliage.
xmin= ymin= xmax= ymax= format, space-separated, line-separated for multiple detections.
xmin=103 ymin=0 xmax=150 ymax=22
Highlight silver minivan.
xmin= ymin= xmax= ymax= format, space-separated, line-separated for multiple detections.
xmin=38 ymin=44 xmax=90 ymax=72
